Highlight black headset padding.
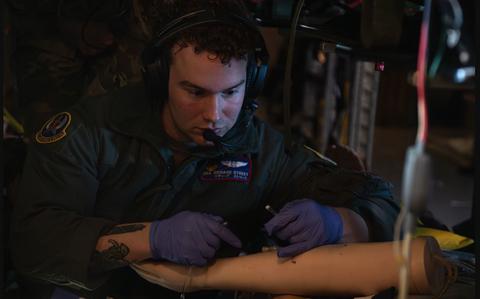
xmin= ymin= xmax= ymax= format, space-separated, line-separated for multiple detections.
xmin=141 ymin=9 xmax=269 ymax=107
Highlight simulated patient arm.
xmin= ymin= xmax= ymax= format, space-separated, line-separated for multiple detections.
xmin=131 ymin=237 xmax=452 ymax=297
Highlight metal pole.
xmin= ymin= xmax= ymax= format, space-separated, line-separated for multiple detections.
xmin=474 ymin=0 xmax=480 ymax=297
xmin=320 ymin=52 xmax=337 ymax=153
xmin=348 ymin=61 xmax=380 ymax=170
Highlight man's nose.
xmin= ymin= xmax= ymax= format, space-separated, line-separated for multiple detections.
xmin=203 ymin=95 xmax=222 ymax=123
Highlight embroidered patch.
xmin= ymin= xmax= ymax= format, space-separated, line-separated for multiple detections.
xmin=35 ymin=112 xmax=72 ymax=144
xmin=201 ymin=156 xmax=251 ymax=183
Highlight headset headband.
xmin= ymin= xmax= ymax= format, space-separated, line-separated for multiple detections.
xmin=147 ymin=9 xmax=268 ymax=63
xmin=142 ymin=9 xmax=269 ymax=106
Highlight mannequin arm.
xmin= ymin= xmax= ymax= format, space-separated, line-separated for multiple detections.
xmin=131 ymin=237 xmax=449 ymax=297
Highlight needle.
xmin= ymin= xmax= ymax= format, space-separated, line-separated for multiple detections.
xmin=265 ymin=205 xmax=278 ymax=215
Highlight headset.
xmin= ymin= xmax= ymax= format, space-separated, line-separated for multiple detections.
xmin=141 ymin=9 xmax=269 ymax=110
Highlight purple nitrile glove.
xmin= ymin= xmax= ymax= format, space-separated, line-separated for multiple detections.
xmin=149 ymin=211 xmax=242 ymax=266
xmin=264 ymin=199 xmax=343 ymax=257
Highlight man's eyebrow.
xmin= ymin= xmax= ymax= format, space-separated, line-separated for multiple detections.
xmin=179 ymin=80 xmax=245 ymax=91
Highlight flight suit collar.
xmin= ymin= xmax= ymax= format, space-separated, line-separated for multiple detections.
xmin=105 ymin=85 xmax=259 ymax=158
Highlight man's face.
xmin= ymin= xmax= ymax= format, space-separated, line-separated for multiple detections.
xmin=163 ymin=44 xmax=247 ymax=146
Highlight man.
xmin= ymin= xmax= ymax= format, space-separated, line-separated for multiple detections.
xmin=11 ymin=0 xmax=399 ymax=298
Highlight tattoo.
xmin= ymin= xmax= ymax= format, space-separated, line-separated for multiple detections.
xmin=103 ymin=224 xmax=146 ymax=236
xmin=89 ymin=224 xmax=145 ymax=273
xmin=103 ymin=239 xmax=130 ymax=262
xmin=89 ymin=240 xmax=130 ymax=273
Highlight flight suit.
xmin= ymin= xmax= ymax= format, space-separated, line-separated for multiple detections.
xmin=11 ymin=85 xmax=399 ymax=298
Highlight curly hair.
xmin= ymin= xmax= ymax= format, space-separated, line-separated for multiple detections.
xmin=146 ymin=0 xmax=259 ymax=64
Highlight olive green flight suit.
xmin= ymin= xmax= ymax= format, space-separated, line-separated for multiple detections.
xmin=11 ymin=85 xmax=399 ymax=298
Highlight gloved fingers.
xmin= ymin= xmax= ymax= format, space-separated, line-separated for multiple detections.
xmin=194 ymin=213 xmax=223 ymax=245
xmin=201 ymin=213 xmax=234 ymax=248
xmin=217 ymin=226 xmax=242 ymax=248
xmin=171 ymin=236 xmax=209 ymax=265
xmin=288 ymin=229 xmax=313 ymax=244
xmin=191 ymin=230 xmax=217 ymax=260
xmin=193 ymin=243 xmax=216 ymax=263
xmin=182 ymin=246 xmax=209 ymax=266
xmin=201 ymin=245 xmax=217 ymax=261
xmin=276 ymin=241 xmax=311 ymax=258
xmin=281 ymin=198 xmax=313 ymax=211
xmin=264 ymin=212 xmax=298 ymax=236
xmin=202 ymin=213 xmax=224 ymax=224
xmin=206 ymin=220 xmax=242 ymax=248
xmin=200 ymin=228 xmax=222 ymax=251
xmin=273 ymin=219 xmax=305 ymax=241
xmin=189 ymin=213 xmax=223 ymax=258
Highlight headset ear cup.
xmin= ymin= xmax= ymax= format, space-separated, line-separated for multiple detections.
xmin=253 ymin=62 xmax=268 ymax=98
xmin=245 ymin=58 xmax=256 ymax=100
xmin=245 ymin=57 xmax=268 ymax=103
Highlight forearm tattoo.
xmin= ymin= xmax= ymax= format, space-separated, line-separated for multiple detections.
xmin=104 ymin=224 xmax=146 ymax=235
xmin=89 ymin=224 xmax=145 ymax=274
xmin=103 ymin=239 xmax=130 ymax=261
xmin=90 ymin=240 xmax=131 ymax=273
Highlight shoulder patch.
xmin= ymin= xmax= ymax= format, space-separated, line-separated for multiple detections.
xmin=304 ymin=145 xmax=337 ymax=166
xmin=35 ymin=112 xmax=72 ymax=144
xmin=200 ymin=156 xmax=251 ymax=183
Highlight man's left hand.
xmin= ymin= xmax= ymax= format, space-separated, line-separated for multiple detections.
xmin=264 ymin=199 xmax=343 ymax=257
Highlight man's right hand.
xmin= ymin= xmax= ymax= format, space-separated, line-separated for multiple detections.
xmin=149 ymin=211 xmax=242 ymax=266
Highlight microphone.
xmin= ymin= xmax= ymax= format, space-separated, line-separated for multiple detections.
xmin=203 ymin=129 xmax=222 ymax=143
xmin=203 ymin=129 xmax=232 ymax=150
